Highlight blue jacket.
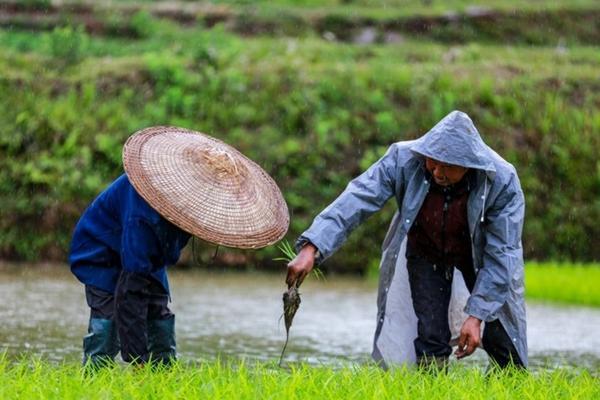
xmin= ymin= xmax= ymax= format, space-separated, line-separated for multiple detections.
xmin=298 ymin=110 xmax=527 ymax=366
xmin=69 ymin=174 xmax=191 ymax=294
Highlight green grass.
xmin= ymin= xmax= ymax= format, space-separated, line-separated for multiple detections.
xmin=31 ymin=0 xmax=600 ymax=19
xmin=0 ymin=357 xmax=598 ymax=399
xmin=364 ymin=262 xmax=600 ymax=308
xmin=2 ymin=27 xmax=600 ymax=75
xmin=526 ymin=263 xmax=600 ymax=308
xmin=4 ymin=0 xmax=600 ymax=46
xmin=221 ymin=0 xmax=600 ymax=25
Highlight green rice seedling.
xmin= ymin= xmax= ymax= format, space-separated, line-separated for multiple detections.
xmin=274 ymin=239 xmax=325 ymax=281
xmin=0 ymin=356 xmax=598 ymax=400
xmin=275 ymin=240 xmax=325 ymax=366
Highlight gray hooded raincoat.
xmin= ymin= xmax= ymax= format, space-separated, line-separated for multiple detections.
xmin=298 ymin=110 xmax=527 ymax=367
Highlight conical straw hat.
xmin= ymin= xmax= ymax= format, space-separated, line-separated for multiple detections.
xmin=123 ymin=126 xmax=289 ymax=249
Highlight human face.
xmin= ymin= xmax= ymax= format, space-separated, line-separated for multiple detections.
xmin=425 ymin=157 xmax=469 ymax=186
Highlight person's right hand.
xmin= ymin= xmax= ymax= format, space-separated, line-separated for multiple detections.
xmin=286 ymin=243 xmax=317 ymax=288
xmin=454 ymin=316 xmax=482 ymax=359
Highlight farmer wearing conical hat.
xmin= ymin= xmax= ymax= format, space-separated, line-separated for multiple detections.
xmin=69 ymin=127 xmax=288 ymax=366
xmin=287 ymin=111 xmax=527 ymax=369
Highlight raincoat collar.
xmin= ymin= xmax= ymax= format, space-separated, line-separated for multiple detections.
xmin=410 ymin=110 xmax=496 ymax=180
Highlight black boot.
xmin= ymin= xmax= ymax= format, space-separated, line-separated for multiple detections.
xmin=83 ymin=318 xmax=120 ymax=367
xmin=148 ymin=315 xmax=177 ymax=366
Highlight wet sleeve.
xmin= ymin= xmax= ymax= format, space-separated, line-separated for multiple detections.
xmin=121 ymin=217 xmax=162 ymax=274
xmin=465 ymin=174 xmax=525 ymax=322
xmin=296 ymin=144 xmax=399 ymax=263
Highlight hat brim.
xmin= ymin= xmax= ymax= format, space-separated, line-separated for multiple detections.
xmin=123 ymin=126 xmax=289 ymax=249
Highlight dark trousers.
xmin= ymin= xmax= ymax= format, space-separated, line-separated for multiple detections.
xmin=406 ymin=255 xmax=523 ymax=368
xmin=85 ymin=271 xmax=175 ymax=364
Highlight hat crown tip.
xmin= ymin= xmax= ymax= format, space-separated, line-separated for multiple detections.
xmin=187 ymin=146 xmax=248 ymax=181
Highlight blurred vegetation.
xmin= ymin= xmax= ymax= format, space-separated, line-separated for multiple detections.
xmin=0 ymin=1 xmax=598 ymax=271
xmin=1 ymin=0 xmax=600 ymax=45
xmin=525 ymin=263 xmax=600 ymax=308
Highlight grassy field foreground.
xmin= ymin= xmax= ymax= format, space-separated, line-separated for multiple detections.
xmin=0 ymin=358 xmax=598 ymax=400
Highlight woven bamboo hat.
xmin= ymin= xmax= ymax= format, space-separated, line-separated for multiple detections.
xmin=122 ymin=126 xmax=289 ymax=249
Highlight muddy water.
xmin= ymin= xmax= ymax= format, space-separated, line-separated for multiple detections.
xmin=1 ymin=265 xmax=599 ymax=370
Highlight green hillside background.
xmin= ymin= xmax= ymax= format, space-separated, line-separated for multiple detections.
xmin=0 ymin=0 xmax=598 ymax=272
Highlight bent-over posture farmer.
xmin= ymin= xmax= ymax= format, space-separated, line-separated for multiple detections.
xmin=70 ymin=126 xmax=288 ymax=366
xmin=287 ymin=111 xmax=527 ymax=368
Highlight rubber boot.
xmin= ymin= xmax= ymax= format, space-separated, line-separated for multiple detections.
xmin=83 ymin=318 xmax=120 ymax=367
xmin=148 ymin=315 xmax=177 ymax=366
xmin=416 ymin=355 xmax=449 ymax=373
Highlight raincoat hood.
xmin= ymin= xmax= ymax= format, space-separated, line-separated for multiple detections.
xmin=411 ymin=111 xmax=496 ymax=177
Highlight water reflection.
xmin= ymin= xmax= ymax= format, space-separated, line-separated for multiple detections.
xmin=1 ymin=265 xmax=599 ymax=370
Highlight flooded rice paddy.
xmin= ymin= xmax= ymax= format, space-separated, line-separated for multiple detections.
xmin=1 ymin=265 xmax=599 ymax=370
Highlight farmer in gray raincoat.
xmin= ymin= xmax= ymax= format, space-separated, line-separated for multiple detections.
xmin=287 ymin=110 xmax=527 ymax=368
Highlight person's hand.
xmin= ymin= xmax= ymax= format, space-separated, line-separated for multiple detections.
xmin=286 ymin=243 xmax=317 ymax=288
xmin=455 ymin=316 xmax=482 ymax=359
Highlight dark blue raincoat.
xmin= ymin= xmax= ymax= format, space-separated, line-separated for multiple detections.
xmin=69 ymin=174 xmax=191 ymax=294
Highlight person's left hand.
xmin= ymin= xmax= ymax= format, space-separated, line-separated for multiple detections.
xmin=455 ymin=316 xmax=482 ymax=359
